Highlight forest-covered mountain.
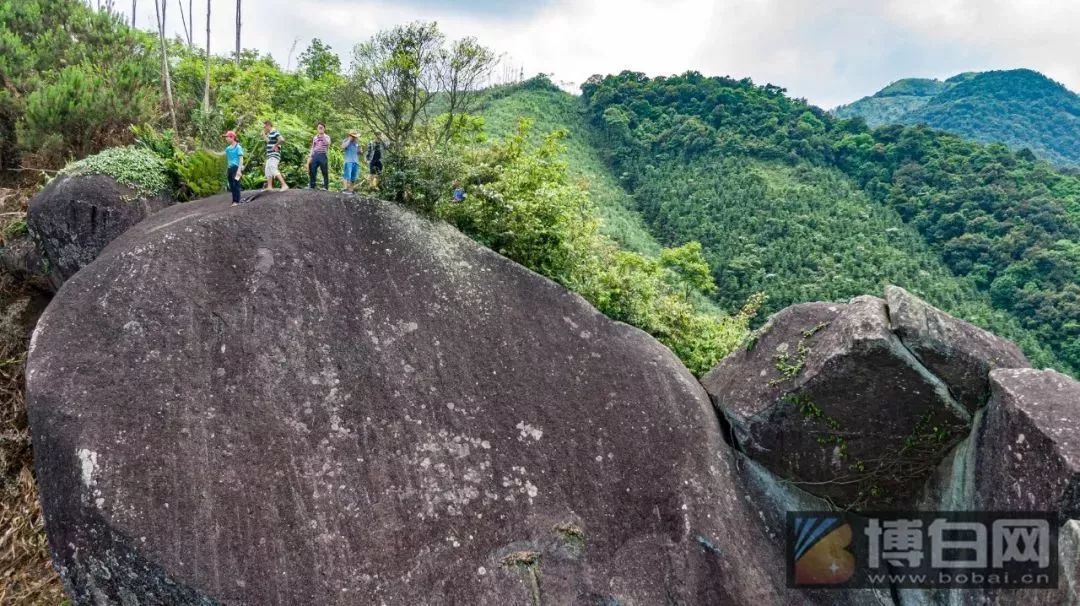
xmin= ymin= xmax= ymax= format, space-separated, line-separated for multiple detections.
xmin=475 ymin=73 xmax=1080 ymax=374
xmin=834 ymin=69 xmax=1080 ymax=166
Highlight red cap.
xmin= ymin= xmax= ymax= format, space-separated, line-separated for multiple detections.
xmin=224 ymin=130 xmax=237 ymax=140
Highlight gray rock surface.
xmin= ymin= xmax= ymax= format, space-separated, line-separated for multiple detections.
xmin=973 ymin=368 xmax=1080 ymax=513
xmin=702 ymin=296 xmax=970 ymax=509
xmin=27 ymin=174 xmax=173 ymax=288
xmin=28 ymin=191 xmax=804 ymax=605
xmin=885 ymin=285 xmax=1031 ymax=411
xmin=925 ymin=371 xmax=1080 ymax=606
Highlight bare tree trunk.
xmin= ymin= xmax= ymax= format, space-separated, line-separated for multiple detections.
xmin=234 ymin=0 xmax=241 ymax=66
xmin=154 ymin=0 xmax=179 ymax=133
xmin=177 ymin=0 xmax=192 ymax=47
xmin=131 ymin=0 xmax=137 ymax=26
xmin=203 ymin=0 xmax=211 ymax=113
xmin=286 ymin=38 xmax=299 ymax=72
xmin=189 ymin=0 xmax=194 ymax=48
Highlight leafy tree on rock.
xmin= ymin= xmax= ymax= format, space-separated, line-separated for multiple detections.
xmin=298 ymin=38 xmax=341 ymax=81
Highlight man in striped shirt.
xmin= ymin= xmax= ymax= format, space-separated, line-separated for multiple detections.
xmin=262 ymin=120 xmax=289 ymax=191
xmin=308 ymin=122 xmax=331 ymax=190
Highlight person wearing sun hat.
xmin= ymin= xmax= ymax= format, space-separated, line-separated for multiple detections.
xmin=341 ymin=129 xmax=361 ymax=194
xmin=224 ymin=130 xmax=245 ymax=206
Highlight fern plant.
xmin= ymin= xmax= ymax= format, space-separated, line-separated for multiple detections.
xmin=174 ymin=150 xmax=228 ymax=200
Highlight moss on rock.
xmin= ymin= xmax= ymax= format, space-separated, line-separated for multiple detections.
xmin=59 ymin=146 xmax=171 ymax=196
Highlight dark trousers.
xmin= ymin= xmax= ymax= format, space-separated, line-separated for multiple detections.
xmin=227 ymin=165 xmax=242 ymax=203
xmin=309 ymin=153 xmax=329 ymax=189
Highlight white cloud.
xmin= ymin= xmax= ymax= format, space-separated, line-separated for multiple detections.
xmin=114 ymin=0 xmax=1080 ymax=109
xmin=882 ymin=0 xmax=1080 ymax=95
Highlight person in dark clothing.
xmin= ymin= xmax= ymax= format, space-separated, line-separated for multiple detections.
xmin=224 ymin=130 xmax=245 ymax=206
xmin=366 ymin=133 xmax=385 ymax=188
xmin=307 ymin=122 xmax=331 ymax=189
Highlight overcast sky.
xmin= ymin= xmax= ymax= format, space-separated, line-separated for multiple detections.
xmin=115 ymin=0 xmax=1080 ymax=108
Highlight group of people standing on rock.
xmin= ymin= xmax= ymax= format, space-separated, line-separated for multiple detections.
xmin=222 ymin=121 xmax=387 ymax=206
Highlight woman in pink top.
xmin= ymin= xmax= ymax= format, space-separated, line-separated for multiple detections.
xmin=307 ymin=122 xmax=331 ymax=189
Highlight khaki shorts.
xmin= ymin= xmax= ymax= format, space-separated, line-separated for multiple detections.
xmin=264 ymin=157 xmax=281 ymax=179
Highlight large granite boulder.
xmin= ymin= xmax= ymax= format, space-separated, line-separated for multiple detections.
xmin=973 ymin=368 xmax=1080 ymax=513
xmin=28 ymin=191 xmax=801 ymax=605
xmin=27 ymin=174 xmax=173 ymax=288
xmin=702 ymin=295 xmax=970 ymax=509
xmin=885 ymin=285 xmax=1031 ymax=411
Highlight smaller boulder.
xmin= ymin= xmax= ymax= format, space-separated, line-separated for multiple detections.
xmin=886 ymin=285 xmax=1030 ymax=411
xmin=974 ymin=368 xmax=1080 ymax=514
xmin=702 ymin=296 xmax=969 ymax=509
xmin=27 ymin=174 xmax=173 ymax=287
xmin=0 ymin=233 xmax=51 ymax=291
xmin=703 ymin=301 xmax=843 ymax=450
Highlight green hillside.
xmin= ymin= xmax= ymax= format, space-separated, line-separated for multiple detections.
xmin=637 ymin=157 xmax=990 ymax=309
xmin=583 ymin=71 xmax=1079 ymax=373
xmin=835 ymin=69 xmax=1080 ymax=166
xmin=834 ymin=77 xmax=944 ymax=126
xmin=478 ymin=81 xmax=661 ymax=256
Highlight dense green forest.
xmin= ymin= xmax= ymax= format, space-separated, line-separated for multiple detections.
xmin=835 ymin=69 xmax=1080 ymax=167
xmin=578 ymin=71 xmax=1079 ymax=374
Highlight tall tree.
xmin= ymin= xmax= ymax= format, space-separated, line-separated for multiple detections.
xmin=438 ymin=37 xmax=496 ymax=141
xmin=202 ymin=0 xmax=210 ymax=112
xmin=153 ymin=0 xmax=177 ymax=132
xmin=342 ymin=22 xmax=494 ymax=147
xmin=298 ymin=38 xmax=341 ymax=80
xmin=343 ymin=22 xmax=443 ymax=147
xmin=234 ymin=0 xmax=241 ymax=65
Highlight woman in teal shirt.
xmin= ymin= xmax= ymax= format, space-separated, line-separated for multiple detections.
xmin=225 ymin=130 xmax=244 ymax=205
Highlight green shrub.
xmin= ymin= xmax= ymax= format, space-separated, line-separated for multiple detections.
xmin=18 ymin=61 xmax=156 ymax=166
xmin=190 ymin=107 xmax=226 ymax=150
xmin=174 ymin=149 xmax=227 ymax=199
xmin=59 ymin=145 xmax=171 ymax=196
xmin=435 ymin=121 xmax=757 ymax=374
xmin=3 ymin=220 xmax=28 ymax=239
xmin=131 ymin=124 xmax=180 ymax=162
xmin=0 ymin=0 xmax=158 ymax=169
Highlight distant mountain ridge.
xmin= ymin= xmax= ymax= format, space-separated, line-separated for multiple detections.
xmin=834 ymin=69 xmax=1080 ymax=166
